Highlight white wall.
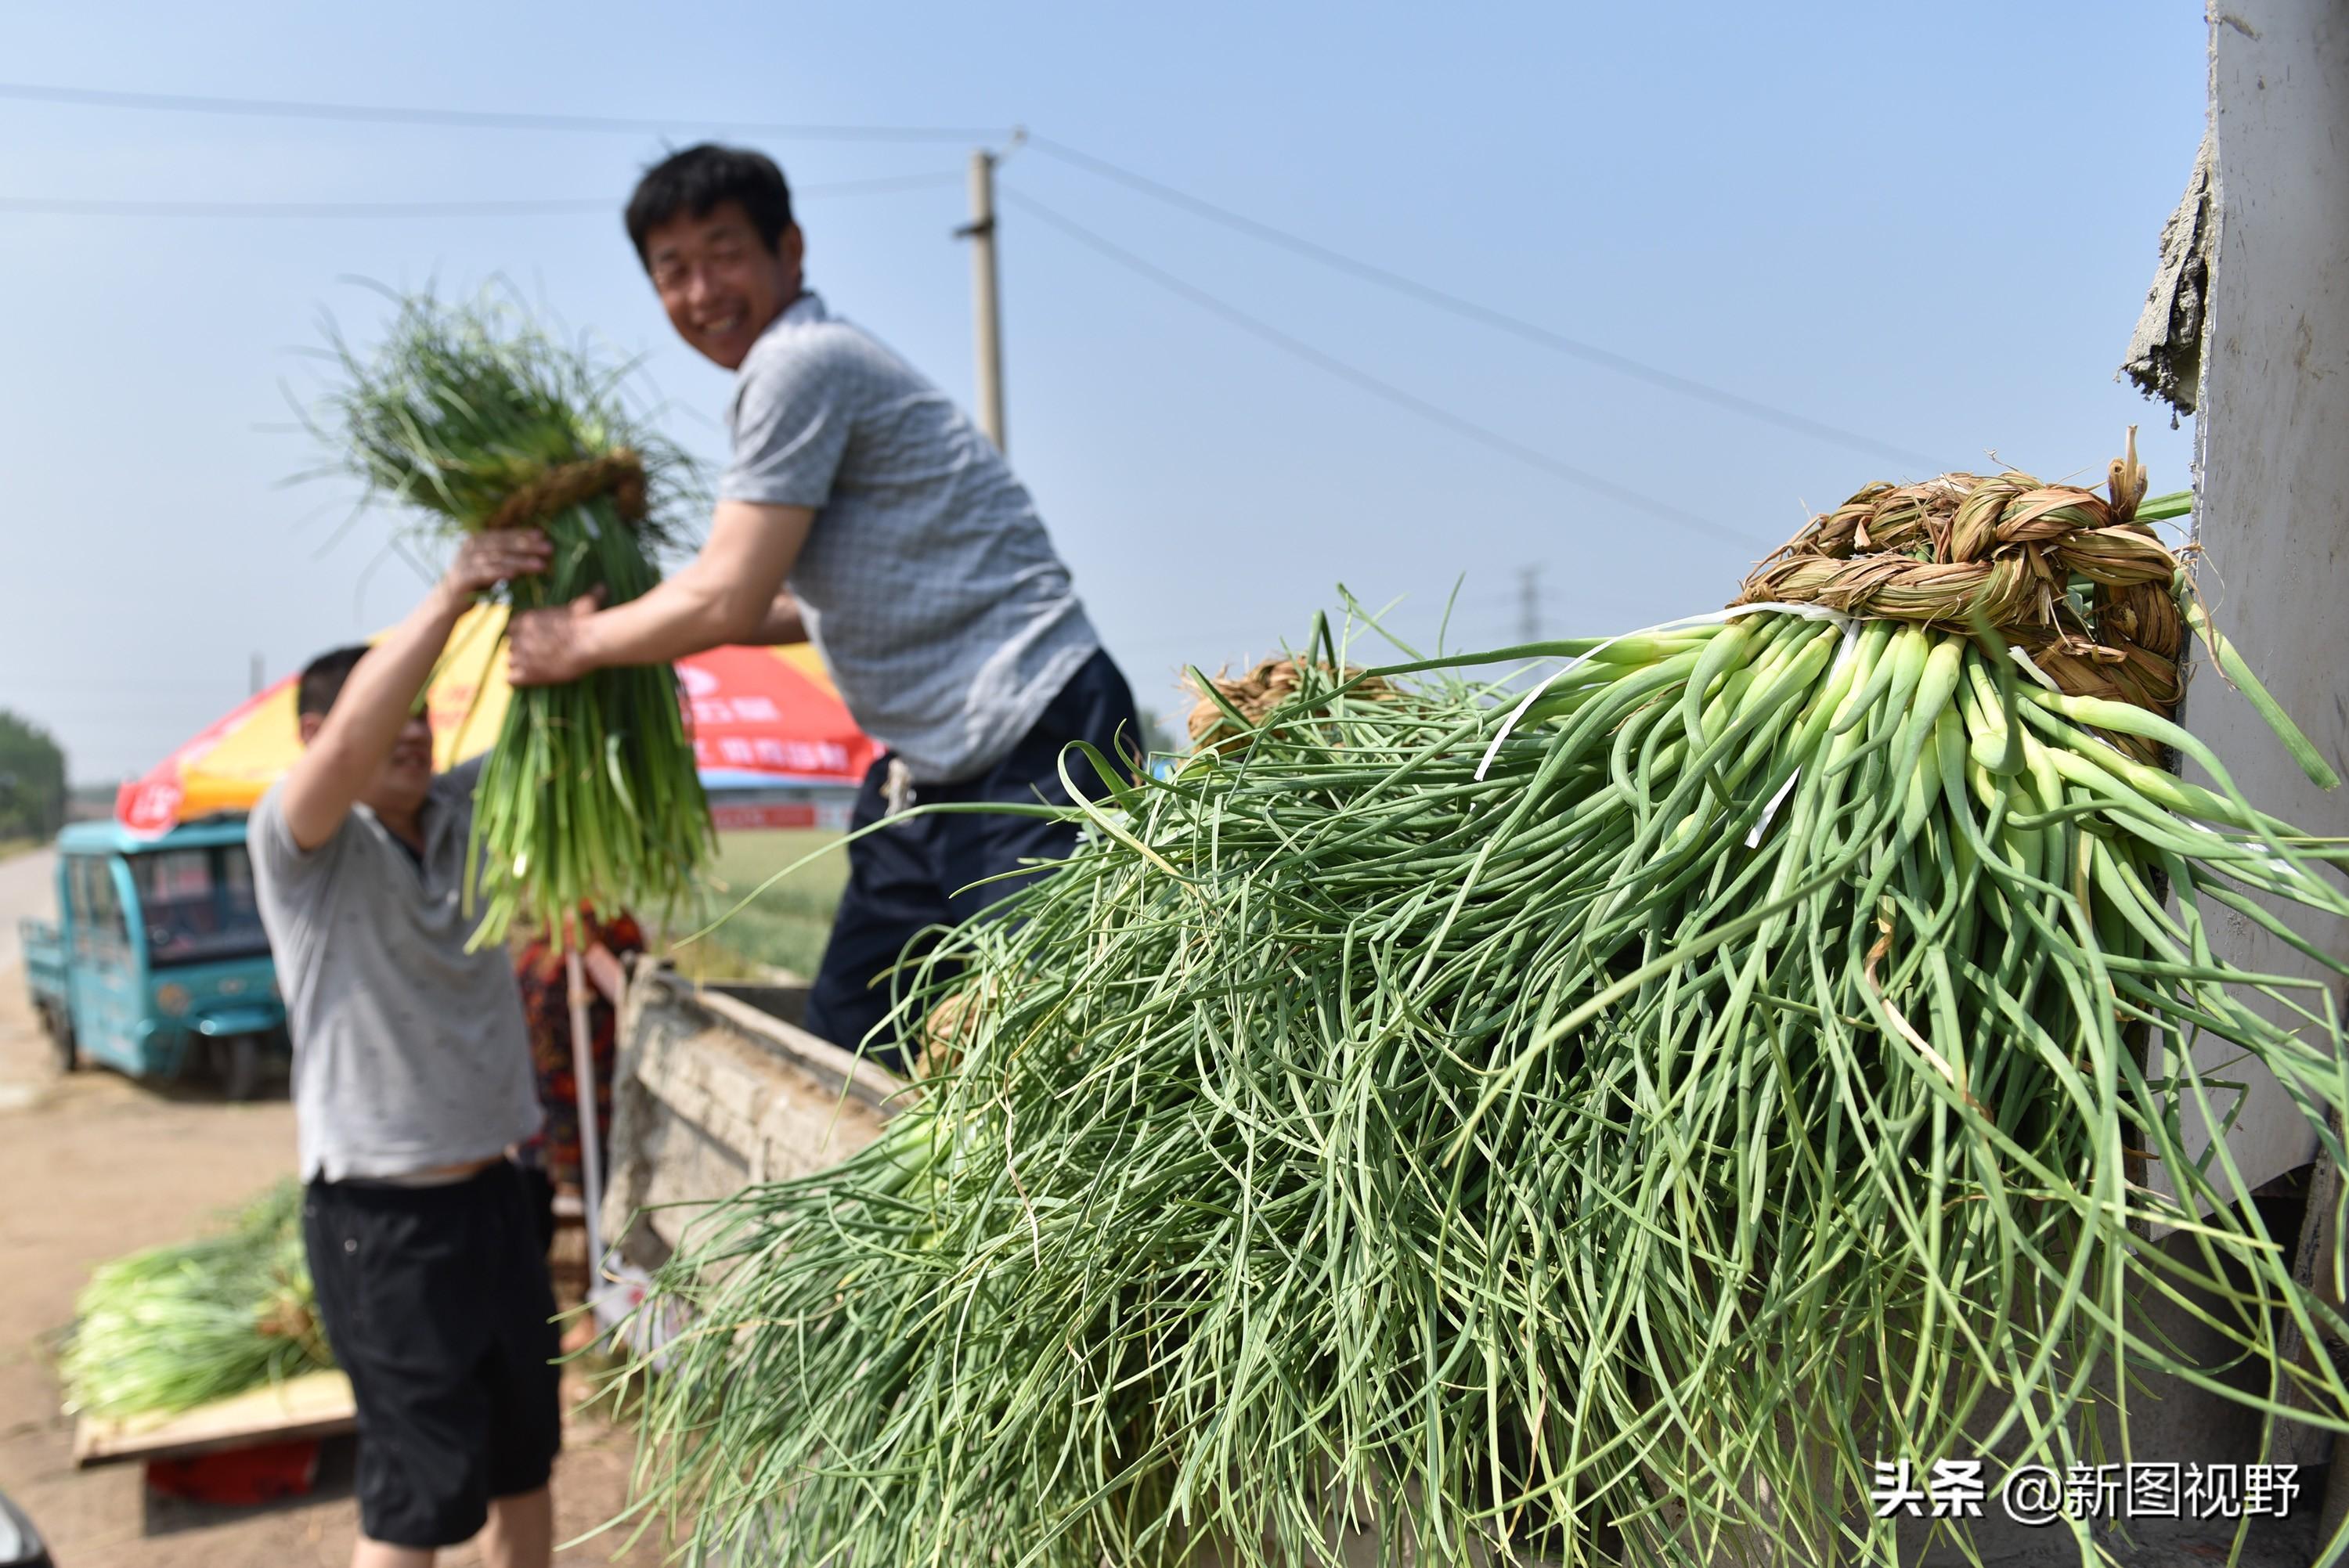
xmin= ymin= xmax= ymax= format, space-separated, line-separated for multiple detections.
xmin=2169 ymin=0 xmax=2349 ymax=1201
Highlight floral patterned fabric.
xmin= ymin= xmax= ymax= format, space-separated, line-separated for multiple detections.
xmin=513 ymin=910 xmax=644 ymax=1190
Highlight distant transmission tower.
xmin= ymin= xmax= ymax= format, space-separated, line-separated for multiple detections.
xmin=1517 ymin=564 xmax=1542 ymax=644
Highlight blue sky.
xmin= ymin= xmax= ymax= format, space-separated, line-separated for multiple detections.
xmin=0 ymin=2 xmax=2208 ymax=781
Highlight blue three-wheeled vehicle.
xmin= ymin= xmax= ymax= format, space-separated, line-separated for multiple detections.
xmin=20 ymin=816 xmax=287 ymax=1100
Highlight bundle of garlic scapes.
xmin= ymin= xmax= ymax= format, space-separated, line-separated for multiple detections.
xmin=618 ymin=452 xmax=2349 ymax=1568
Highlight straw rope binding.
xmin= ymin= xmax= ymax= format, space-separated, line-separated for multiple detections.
xmin=1734 ymin=443 xmax=2183 ymax=746
xmin=482 ymin=448 xmax=649 ymax=534
xmin=1185 ymin=656 xmax=1395 ymax=755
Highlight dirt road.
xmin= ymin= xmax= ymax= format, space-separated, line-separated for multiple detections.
xmin=0 ymin=848 xmax=55 ymax=975
xmin=0 ymin=849 xmax=658 ymax=1566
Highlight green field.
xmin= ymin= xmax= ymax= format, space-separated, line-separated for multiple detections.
xmin=659 ymin=829 xmax=849 ymax=982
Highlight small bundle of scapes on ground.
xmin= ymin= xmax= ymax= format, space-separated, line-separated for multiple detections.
xmin=612 ymin=443 xmax=2349 ymax=1568
xmin=61 ymin=1181 xmax=331 ymax=1419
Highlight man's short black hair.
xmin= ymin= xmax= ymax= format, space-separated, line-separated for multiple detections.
xmin=626 ymin=144 xmax=795 ymax=266
xmin=297 ymin=646 xmax=370 ymax=720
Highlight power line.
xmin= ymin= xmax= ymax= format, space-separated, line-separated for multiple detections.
xmin=2 ymin=196 xmax=612 ymax=219
xmin=1001 ymin=189 xmax=1768 ymax=550
xmin=0 ymin=81 xmax=1934 ymax=474
xmin=0 ymin=170 xmax=963 ymax=219
xmin=0 ymin=80 xmax=1005 ymax=142
xmin=2 ymin=81 xmax=1932 ymax=473
xmin=1028 ymin=136 xmax=1938 ymax=472
xmin=0 ymin=677 xmax=240 ymax=690
xmin=0 ymin=80 xmax=1901 ymax=522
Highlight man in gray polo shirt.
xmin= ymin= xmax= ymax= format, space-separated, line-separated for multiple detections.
xmin=507 ymin=142 xmax=1140 ymax=1069
xmin=250 ymin=528 xmax=562 ymax=1568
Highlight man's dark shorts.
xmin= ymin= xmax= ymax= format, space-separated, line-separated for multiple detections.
xmin=302 ymin=1161 xmax=561 ymax=1548
xmin=805 ymin=647 xmax=1142 ymax=1069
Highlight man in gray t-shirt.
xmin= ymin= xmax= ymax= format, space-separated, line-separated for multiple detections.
xmin=254 ymin=749 xmax=539 ymax=1181
xmin=249 ymin=530 xmax=565 ymax=1568
xmin=507 ymin=142 xmax=1140 ymax=1068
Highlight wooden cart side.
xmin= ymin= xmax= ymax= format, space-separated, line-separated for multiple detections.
xmin=601 ymin=962 xmax=905 ymax=1271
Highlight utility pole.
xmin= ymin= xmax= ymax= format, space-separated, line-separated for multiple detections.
xmin=958 ymin=149 xmax=1007 ymax=452
xmin=249 ymin=652 xmax=264 ymax=697
xmin=1517 ymin=564 xmax=1542 ymax=644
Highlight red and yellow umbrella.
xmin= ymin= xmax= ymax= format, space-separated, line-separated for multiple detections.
xmin=115 ymin=605 xmax=876 ymax=835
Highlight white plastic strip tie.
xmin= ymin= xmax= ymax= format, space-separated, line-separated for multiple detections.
xmin=2170 ymin=810 xmax=2298 ymax=883
xmin=1746 ymin=767 xmax=1803 ymax=849
xmin=1474 ymin=601 xmax=1855 ymax=781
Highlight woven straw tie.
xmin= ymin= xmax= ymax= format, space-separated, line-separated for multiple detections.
xmin=1185 ymin=656 xmax=1395 ymax=755
xmin=482 ymin=449 xmax=649 ymax=533
xmin=1732 ymin=449 xmax=2183 ymax=753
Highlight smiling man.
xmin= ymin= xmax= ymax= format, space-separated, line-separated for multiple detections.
xmin=507 ymin=143 xmax=1138 ymax=1067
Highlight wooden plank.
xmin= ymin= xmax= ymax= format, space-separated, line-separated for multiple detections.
xmin=72 ymin=1369 xmax=356 ymax=1469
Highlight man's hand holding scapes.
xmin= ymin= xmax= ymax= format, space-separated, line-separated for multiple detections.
xmin=507 ymin=589 xmax=606 ymax=687
xmin=443 ymin=528 xmax=553 ymax=607
xmin=503 ymin=496 xmax=811 ymax=687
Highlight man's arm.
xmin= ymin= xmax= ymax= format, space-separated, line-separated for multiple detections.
xmin=749 ymin=586 xmax=809 ymax=646
xmin=506 ymin=500 xmax=813 ymax=684
xmin=279 ymin=531 xmax=550 ymax=851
